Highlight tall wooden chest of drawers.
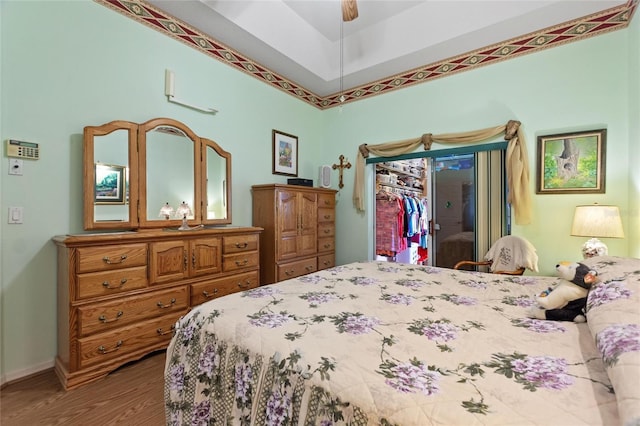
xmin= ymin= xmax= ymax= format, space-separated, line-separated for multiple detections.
xmin=252 ymin=184 xmax=337 ymax=284
xmin=53 ymin=226 xmax=261 ymax=390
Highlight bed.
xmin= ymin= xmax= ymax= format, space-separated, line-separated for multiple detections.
xmin=164 ymin=256 xmax=640 ymax=425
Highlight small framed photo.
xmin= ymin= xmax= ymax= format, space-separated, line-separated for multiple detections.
xmin=95 ymin=163 xmax=126 ymax=204
xmin=272 ymin=129 xmax=298 ymax=177
xmin=536 ymin=129 xmax=606 ymax=194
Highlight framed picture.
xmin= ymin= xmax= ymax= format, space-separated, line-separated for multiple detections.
xmin=536 ymin=129 xmax=606 ymax=194
xmin=95 ymin=163 xmax=126 ymax=204
xmin=272 ymin=129 xmax=298 ymax=177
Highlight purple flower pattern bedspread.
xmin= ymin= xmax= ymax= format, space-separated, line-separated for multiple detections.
xmin=164 ymin=256 xmax=640 ymax=425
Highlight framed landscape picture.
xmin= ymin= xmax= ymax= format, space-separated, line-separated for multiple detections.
xmin=95 ymin=163 xmax=126 ymax=204
xmin=536 ymin=129 xmax=606 ymax=194
xmin=272 ymin=129 xmax=298 ymax=177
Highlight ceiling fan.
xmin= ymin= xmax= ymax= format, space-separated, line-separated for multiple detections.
xmin=341 ymin=0 xmax=358 ymax=21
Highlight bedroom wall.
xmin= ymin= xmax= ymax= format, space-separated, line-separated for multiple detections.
xmin=629 ymin=13 xmax=640 ymax=258
xmin=323 ymin=25 xmax=637 ymax=275
xmin=1 ymin=1 xmax=637 ymax=382
xmin=0 ymin=0 xmax=324 ymax=383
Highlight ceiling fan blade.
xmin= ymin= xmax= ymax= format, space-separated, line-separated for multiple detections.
xmin=341 ymin=0 xmax=358 ymax=21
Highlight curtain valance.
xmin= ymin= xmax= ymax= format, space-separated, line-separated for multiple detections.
xmin=353 ymin=120 xmax=532 ymax=225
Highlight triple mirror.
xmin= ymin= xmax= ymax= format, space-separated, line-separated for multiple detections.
xmin=83 ymin=117 xmax=231 ymax=230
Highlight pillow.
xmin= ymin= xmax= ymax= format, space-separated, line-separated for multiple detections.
xmin=583 ymin=256 xmax=640 ymax=426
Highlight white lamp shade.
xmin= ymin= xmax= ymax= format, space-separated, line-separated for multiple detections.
xmin=175 ymin=201 xmax=193 ymax=219
xmin=159 ymin=202 xmax=174 ymax=218
xmin=571 ymin=205 xmax=624 ymax=238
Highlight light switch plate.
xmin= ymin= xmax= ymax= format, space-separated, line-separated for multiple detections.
xmin=8 ymin=206 xmax=23 ymax=224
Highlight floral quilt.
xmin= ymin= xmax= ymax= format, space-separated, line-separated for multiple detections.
xmin=164 ymin=256 xmax=640 ymax=425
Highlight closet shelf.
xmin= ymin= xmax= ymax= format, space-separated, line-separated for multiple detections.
xmin=377 ymin=182 xmax=423 ymax=194
xmin=376 ymin=164 xmax=424 ymax=179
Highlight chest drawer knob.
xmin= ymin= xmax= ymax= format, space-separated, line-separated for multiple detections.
xmin=202 ymin=289 xmax=218 ymax=299
xmin=237 ymin=280 xmax=251 ymax=289
xmin=102 ymin=278 xmax=127 ymax=289
xmin=102 ymin=255 xmax=127 ymax=264
xmin=156 ymin=325 xmax=176 ymax=336
xmin=97 ymin=340 xmax=123 ymax=354
xmin=157 ymin=298 xmax=177 ymax=309
xmin=235 ymin=259 xmax=249 ymax=266
xmin=235 ymin=242 xmax=248 ymax=248
xmin=98 ymin=311 xmax=123 ymax=323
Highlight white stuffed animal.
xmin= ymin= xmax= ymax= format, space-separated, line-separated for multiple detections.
xmin=527 ymin=262 xmax=598 ymax=323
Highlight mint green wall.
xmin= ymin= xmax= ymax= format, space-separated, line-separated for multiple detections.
xmin=0 ymin=0 xmax=322 ymax=381
xmin=629 ymin=13 xmax=640 ymax=258
xmin=1 ymin=1 xmax=637 ymax=381
xmin=324 ymin=27 xmax=637 ymax=274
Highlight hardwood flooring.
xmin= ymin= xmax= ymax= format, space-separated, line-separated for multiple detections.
xmin=0 ymin=351 xmax=166 ymax=426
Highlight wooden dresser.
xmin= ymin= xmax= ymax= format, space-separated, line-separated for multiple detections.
xmin=53 ymin=226 xmax=261 ymax=390
xmin=252 ymin=184 xmax=337 ymax=284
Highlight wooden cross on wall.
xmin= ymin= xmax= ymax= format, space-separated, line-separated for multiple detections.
xmin=332 ymin=155 xmax=352 ymax=189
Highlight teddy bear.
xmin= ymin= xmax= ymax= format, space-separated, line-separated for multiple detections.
xmin=527 ymin=261 xmax=598 ymax=323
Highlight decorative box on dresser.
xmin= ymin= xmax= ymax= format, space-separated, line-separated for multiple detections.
xmin=53 ymin=226 xmax=261 ymax=390
xmin=251 ymin=184 xmax=337 ymax=284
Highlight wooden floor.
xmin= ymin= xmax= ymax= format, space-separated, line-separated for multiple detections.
xmin=0 ymin=351 xmax=166 ymax=426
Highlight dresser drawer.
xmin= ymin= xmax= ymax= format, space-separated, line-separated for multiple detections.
xmin=77 ymin=266 xmax=148 ymax=300
xmin=318 ymin=253 xmax=335 ymax=270
xmin=77 ymin=286 xmax=189 ymax=337
xmin=191 ymin=271 xmax=259 ymax=306
xmin=318 ymin=223 xmax=335 ymax=238
xmin=76 ymin=244 xmax=147 ymax=273
xmin=223 ymin=251 xmax=259 ymax=272
xmin=277 ymin=257 xmax=317 ymax=282
xmin=318 ymin=237 xmax=335 ymax=253
xmin=77 ymin=310 xmax=187 ymax=370
xmin=318 ymin=208 xmax=335 ymax=223
xmin=318 ymin=193 xmax=335 ymax=208
xmin=223 ymin=234 xmax=259 ymax=254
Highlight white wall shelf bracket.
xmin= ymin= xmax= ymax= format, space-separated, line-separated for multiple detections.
xmin=164 ymin=69 xmax=218 ymax=115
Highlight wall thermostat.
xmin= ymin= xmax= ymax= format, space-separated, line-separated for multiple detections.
xmin=6 ymin=139 xmax=39 ymax=160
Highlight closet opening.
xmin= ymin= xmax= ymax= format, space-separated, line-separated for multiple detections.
xmin=369 ymin=142 xmax=509 ymax=266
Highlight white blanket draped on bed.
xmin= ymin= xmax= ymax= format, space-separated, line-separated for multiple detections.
xmin=164 ymin=256 xmax=639 ymax=425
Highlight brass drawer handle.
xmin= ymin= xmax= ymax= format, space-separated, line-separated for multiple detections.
xmin=305 ymin=265 xmax=313 ymax=271
xmin=324 ymin=244 xmax=331 ymax=249
xmin=324 ymin=214 xmax=331 ymax=219
xmin=323 ymin=229 xmax=331 ymax=234
xmin=98 ymin=340 xmax=122 ymax=354
xmin=156 ymin=325 xmax=175 ymax=336
xmin=234 ymin=242 xmax=248 ymax=248
xmin=157 ymin=298 xmax=177 ymax=309
xmin=237 ymin=280 xmax=251 ymax=289
xmin=98 ymin=311 xmax=123 ymax=323
xmin=202 ymin=289 xmax=218 ymax=298
xmin=285 ymin=269 xmax=295 ymax=276
xmin=102 ymin=255 xmax=127 ymax=264
xmin=235 ymin=259 xmax=249 ymax=266
xmin=183 ymin=250 xmax=188 ymax=271
xmin=323 ymin=260 xmax=331 ymax=266
xmin=324 ymin=200 xmax=330 ymax=205
xmin=192 ymin=253 xmax=196 ymax=267
xmin=102 ymin=278 xmax=127 ymax=289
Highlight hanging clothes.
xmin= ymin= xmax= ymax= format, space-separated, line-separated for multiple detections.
xmin=376 ymin=191 xmax=407 ymax=256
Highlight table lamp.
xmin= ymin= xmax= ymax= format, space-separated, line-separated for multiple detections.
xmin=570 ymin=204 xmax=624 ymax=258
xmin=175 ymin=201 xmax=193 ymax=231
xmin=159 ymin=202 xmax=174 ymax=220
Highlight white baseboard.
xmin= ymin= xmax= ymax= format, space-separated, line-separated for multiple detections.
xmin=0 ymin=359 xmax=55 ymax=387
